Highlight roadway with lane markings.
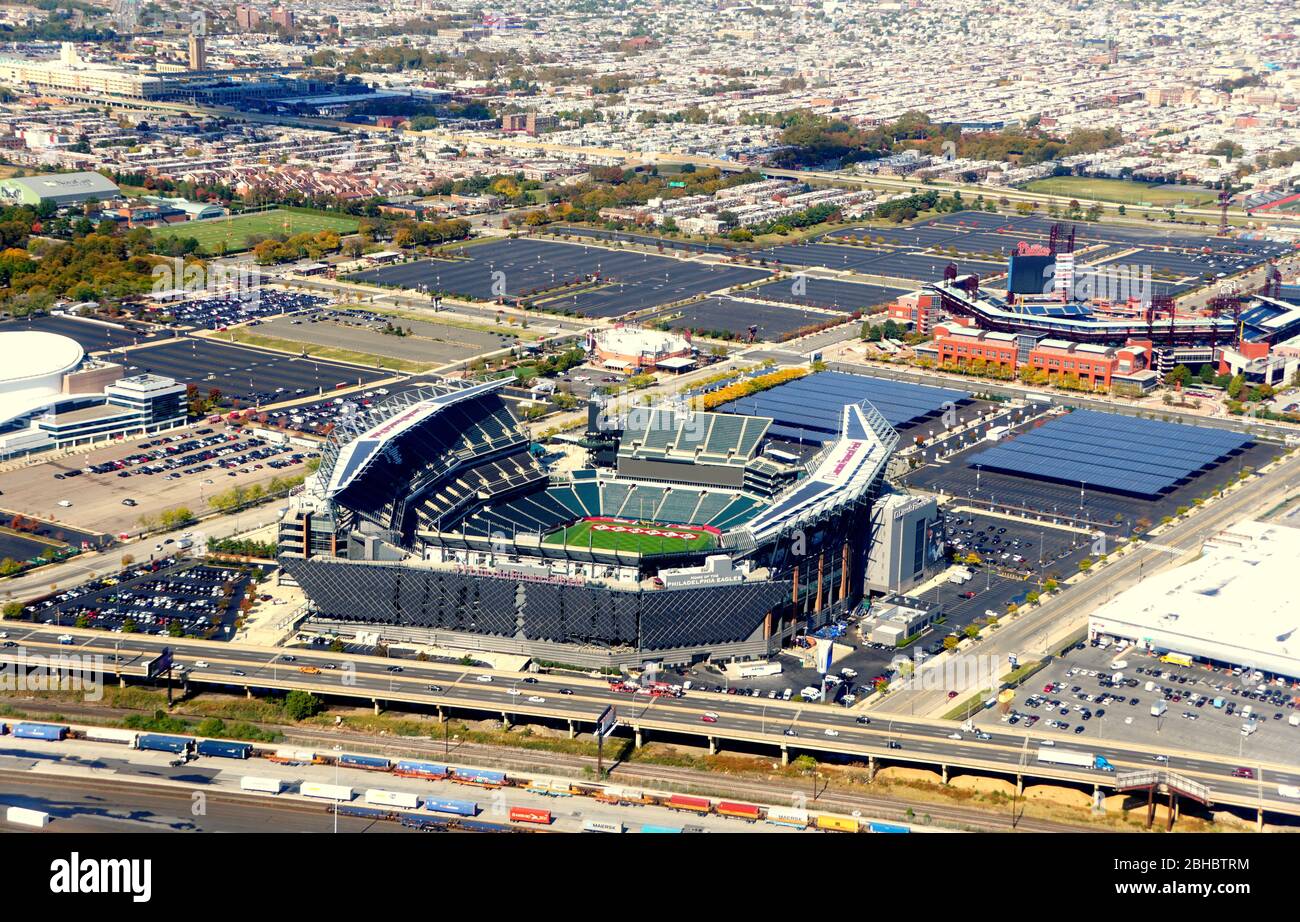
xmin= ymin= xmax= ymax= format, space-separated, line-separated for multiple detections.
xmin=2 ymin=623 xmax=1297 ymax=819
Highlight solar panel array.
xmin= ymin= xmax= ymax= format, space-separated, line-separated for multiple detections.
xmin=717 ymin=371 xmax=968 ymax=442
xmin=965 ymin=409 xmax=1252 ymax=498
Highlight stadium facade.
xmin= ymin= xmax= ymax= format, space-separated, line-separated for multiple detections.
xmin=278 ymin=377 xmax=902 ymax=665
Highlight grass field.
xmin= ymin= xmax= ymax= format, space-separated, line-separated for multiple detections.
xmin=542 ymin=518 xmax=717 ymax=555
xmin=152 ymin=209 xmax=359 ymax=255
xmin=1020 ymin=177 xmax=1217 ymax=208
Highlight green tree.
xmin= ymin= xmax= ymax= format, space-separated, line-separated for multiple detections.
xmin=284 ymin=689 xmax=323 ymax=720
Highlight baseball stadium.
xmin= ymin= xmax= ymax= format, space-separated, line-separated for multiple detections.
xmin=277 ymin=376 xmax=907 ymax=666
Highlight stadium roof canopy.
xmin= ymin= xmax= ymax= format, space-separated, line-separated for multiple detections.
xmin=743 ymin=400 xmax=898 ymax=543
xmin=325 ymin=378 xmax=507 ymax=498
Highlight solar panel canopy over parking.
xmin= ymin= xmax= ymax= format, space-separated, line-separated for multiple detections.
xmin=965 ymin=409 xmax=1252 ymax=498
xmin=716 ymin=370 xmax=969 ymax=442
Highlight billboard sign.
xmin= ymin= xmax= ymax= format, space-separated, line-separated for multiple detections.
xmin=1007 ymin=253 xmax=1056 ymax=295
xmin=595 ymin=705 xmax=618 ymax=739
xmin=146 ymin=647 xmax=173 ymax=680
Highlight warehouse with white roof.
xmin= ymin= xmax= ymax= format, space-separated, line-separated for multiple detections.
xmin=1089 ymin=520 xmax=1300 ymax=681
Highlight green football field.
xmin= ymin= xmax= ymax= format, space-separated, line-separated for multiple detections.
xmin=542 ymin=519 xmax=717 ymax=554
xmin=151 ymin=208 xmax=359 ymax=255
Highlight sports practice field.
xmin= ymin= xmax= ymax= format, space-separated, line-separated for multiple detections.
xmin=542 ymin=518 xmax=718 ymax=554
xmin=1019 ymin=177 xmax=1216 ymax=208
xmin=151 ymin=209 xmax=359 ymax=254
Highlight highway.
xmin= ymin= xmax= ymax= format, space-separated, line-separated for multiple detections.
xmin=2 ymin=623 xmax=1298 ymax=821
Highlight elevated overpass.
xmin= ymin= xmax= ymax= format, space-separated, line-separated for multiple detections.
xmin=2 ymin=621 xmax=1296 ymax=827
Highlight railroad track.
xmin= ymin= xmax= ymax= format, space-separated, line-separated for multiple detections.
xmin=2 ymin=697 xmax=1112 ymax=833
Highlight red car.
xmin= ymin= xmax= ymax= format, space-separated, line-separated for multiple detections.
xmin=1043 ymin=684 xmax=1055 ymax=693
xmin=947 ymin=690 xmax=959 ymax=699
xmin=701 ymin=712 xmax=719 ymax=723
xmin=1231 ymin=767 xmax=1255 ymax=779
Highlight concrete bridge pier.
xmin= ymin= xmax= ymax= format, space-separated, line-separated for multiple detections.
xmin=941 ymin=764 xmax=948 ymax=785
xmin=245 ymin=686 xmax=252 ymax=699
xmin=567 ymin=720 xmax=576 ymax=739
xmin=373 ymin=699 xmax=382 ymax=716
xmin=1257 ymin=808 xmax=1265 ymax=832
xmin=1016 ymin=775 xmax=1024 ymax=796
xmin=634 ymin=726 xmax=643 ymax=748
xmin=436 ymin=706 xmax=444 ymax=722
xmin=707 ymin=737 xmax=718 ymax=756
xmin=119 ymin=676 xmax=126 ymax=688
xmin=867 ymin=756 xmax=876 ymax=783
xmin=501 ymin=711 xmax=510 ymax=729
xmin=1092 ymin=784 xmax=1105 ymax=813
xmin=780 ymin=745 xmax=789 ymax=767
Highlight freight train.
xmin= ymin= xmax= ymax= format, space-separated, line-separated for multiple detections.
xmin=2 ymin=721 xmax=913 ymax=834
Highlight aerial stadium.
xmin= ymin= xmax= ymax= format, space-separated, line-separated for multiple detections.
xmin=277 ymin=375 xmax=905 ymax=666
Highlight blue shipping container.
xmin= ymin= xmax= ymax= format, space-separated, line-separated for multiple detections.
xmin=395 ymin=760 xmax=448 ymax=778
xmin=338 ymin=753 xmax=390 ymax=770
xmin=421 ymin=797 xmax=477 ymax=817
xmin=13 ymin=722 xmax=68 ymax=741
xmin=868 ymin=821 xmax=911 ymax=834
xmin=640 ymin=824 xmax=683 ymax=834
xmin=454 ymin=768 xmax=506 ymax=786
xmin=138 ymin=734 xmax=194 ymax=754
xmin=196 ymin=739 xmax=252 ymax=759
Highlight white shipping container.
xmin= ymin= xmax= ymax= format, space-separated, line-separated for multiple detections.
xmin=300 ymin=782 xmax=353 ymax=802
xmin=765 ymin=807 xmax=809 ymax=828
xmin=364 ymin=788 xmax=420 ymax=809
xmin=240 ymin=776 xmax=283 ymax=794
xmin=5 ymin=806 xmax=50 ymax=828
xmin=582 ymin=819 xmax=624 ymax=833
xmin=84 ymin=727 xmax=140 ymax=747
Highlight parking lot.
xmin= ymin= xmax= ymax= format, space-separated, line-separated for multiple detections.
xmin=977 ymin=641 xmax=1300 ymax=764
xmin=0 ymin=312 xmax=164 ymax=354
xmin=745 ymin=277 xmax=909 ymax=314
xmin=148 ymin=289 xmax=330 ymax=330
xmin=13 ymin=558 xmax=255 ymax=641
xmin=113 ymin=336 xmax=390 ymax=407
xmin=0 ymin=424 xmax=318 ymax=535
xmin=641 ymin=296 xmax=842 ymax=342
xmin=250 ymin=306 xmax=521 ymax=366
xmin=903 ymin=408 xmax=1281 ymax=538
xmin=348 ymin=237 xmax=769 ymax=319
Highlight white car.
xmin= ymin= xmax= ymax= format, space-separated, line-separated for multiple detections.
xmin=948 ymin=732 xmax=963 ymax=740
xmin=476 ymin=675 xmax=493 ymax=683
xmin=193 ymin=660 xmax=209 ymax=668
xmin=507 ymin=688 xmax=521 ymax=696
xmin=527 ymin=695 xmax=545 ymax=703
xmin=824 ymin=728 xmax=839 ymax=737
xmin=57 ymin=500 xmax=72 ymax=507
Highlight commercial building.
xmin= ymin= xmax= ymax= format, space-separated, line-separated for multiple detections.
xmin=866 ymin=596 xmax=941 ymax=647
xmin=0 ymin=171 xmax=121 ymax=207
xmin=930 ymin=320 xmax=1157 ymax=391
xmin=1089 ymin=519 xmax=1300 ymax=681
xmin=0 ymin=45 xmax=164 ymax=100
xmin=864 ymin=491 xmax=944 ymax=594
xmin=0 ymin=332 xmax=186 ymax=459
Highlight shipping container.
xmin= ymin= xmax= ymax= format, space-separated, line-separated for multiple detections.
xmin=269 ymin=747 xmax=320 ymax=765
xmin=765 ymin=807 xmax=809 ymax=828
xmin=83 ymin=727 xmax=139 ymax=747
xmin=337 ymin=753 xmax=391 ymax=772
xmin=137 ymin=733 xmax=194 ymax=755
xmin=666 ymin=794 xmax=711 ymax=814
xmin=640 ymin=824 xmax=682 ymax=834
xmin=300 ymin=782 xmax=353 ymax=802
xmin=508 ymin=806 xmax=552 ymax=825
xmin=196 ymin=739 xmax=252 ymax=760
xmin=595 ymin=785 xmax=647 ymax=805
xmin=868 ymin=821 xmax=911 ymax=834
xmin=240 ymin=776 xmax=283 ymax=794
xmin=364 ymin=789 xmax=421 ymax=809
xmin=12 ymin=722 xmax=68 ymax=741
xmin=393 ymin=760 xmax=449 ymax=780
xmin=815 ymin=814 xmax=860 ymax=833
xmin=453 ymin=767 xmax=507 ymax=788
xmin=717 ymin=801 xmax=761 ymax=821
xmin=421 ymin=797 xmax=477 ymax=817
xmin=582 ymin=819 xmax=624 ymax=833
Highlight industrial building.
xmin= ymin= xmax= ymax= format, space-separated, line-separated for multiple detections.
xmin=0 ymin=171 xmax=121 ymax=207
xmin=1089 ymin=519 xmax=1300 ymax=681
